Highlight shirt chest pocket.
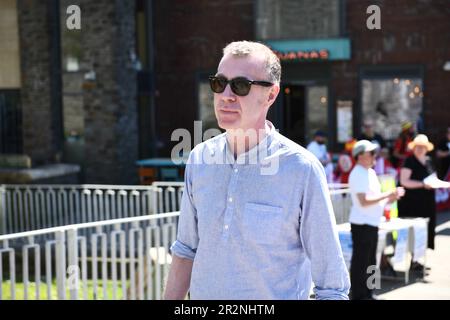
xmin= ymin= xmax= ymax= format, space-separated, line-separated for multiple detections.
xmin=243 ymin=203 xmax=284 ymax=245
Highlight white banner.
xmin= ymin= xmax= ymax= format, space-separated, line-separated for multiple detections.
xmin=391 ymin=228 xmax=409 ymax=264
xmin=338 ymin=231 xmax=353 ymax=270
xmin=412 ymin=220 xmax=428 ymax=262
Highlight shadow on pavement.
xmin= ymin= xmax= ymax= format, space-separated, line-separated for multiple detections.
xmin=437 ymin=228 xmax=450 ymax=236
xmin=437 ymin=210 xmax=450 ymax=225
xmin=375 ymin=269 xmax=431 ymax=296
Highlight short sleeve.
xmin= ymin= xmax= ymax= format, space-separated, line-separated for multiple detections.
xmin=349 ymin=167 xmax=369 ymax=194
xmin=402 ymin=156 xmax=415 ymax=170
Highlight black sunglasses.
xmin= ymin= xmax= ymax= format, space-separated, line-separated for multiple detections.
xmin=208 ymin=76 xmax=273 ymax=96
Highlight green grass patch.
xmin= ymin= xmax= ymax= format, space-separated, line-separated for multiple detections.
xmin=1 ymin=279 xmax=135 ymax=300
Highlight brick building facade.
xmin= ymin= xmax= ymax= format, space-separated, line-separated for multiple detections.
xmin=1 ymin=0 xmax=449 ymax=184
xmin=2 ymin=0 xmax=139 ymax=184
xmin=153 ymin=0 xmax=449 ymax=154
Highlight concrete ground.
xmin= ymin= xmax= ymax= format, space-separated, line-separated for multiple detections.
xmin=376 ymin=210 xmax=450 ymax=300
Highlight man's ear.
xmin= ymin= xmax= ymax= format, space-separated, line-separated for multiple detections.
xmin=268 ymin=84 xmax=280 ymax=105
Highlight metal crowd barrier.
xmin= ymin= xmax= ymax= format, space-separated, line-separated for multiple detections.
xmin=0 ymin=183 xmax=184 ymax=235
xmin=0 ymin=211 xmax=179 ymax=300
xmin=0 ymin=182 xmax=349 ymax=235
xmin=0 ymin=180 xmax=353 ymax=300
xmin=329 ymin=185 xmax=352 ymax=224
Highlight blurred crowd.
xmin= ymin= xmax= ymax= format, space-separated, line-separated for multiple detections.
xmin=307 ymin=122 xmax=450 ymax=299
xmin=307 ymin=121 xmax=450 ymax=187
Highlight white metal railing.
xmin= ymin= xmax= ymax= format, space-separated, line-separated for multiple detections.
xmin=0 ymin=183 xmax=184 ymax=235
xmin=0 ymin=211 xmax=179 ymax=300
xmin=0 ymin=183 xmax=352 ymax=300
xmin=329 ymin=187 xmax=352 ymax=224
xmin=0 ymin=183 xmax=350 ymax=234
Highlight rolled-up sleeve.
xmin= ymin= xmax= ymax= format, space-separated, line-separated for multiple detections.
xmin=170 ymin=156 xmax=199 ymax=261
xmin=299 ymin=159 xmax=351 ymax=300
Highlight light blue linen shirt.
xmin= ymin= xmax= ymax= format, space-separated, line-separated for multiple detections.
xmin=170 ymin=122 xmax=350 ymax=300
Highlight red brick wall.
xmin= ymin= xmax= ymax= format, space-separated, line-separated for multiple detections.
xmin=153 ymin=0 xmax=449 ymax=153
xmin=332 ymin=0 xmax=450 ymax=144
xmin=153 ymin=0 xmax=254 ymax=156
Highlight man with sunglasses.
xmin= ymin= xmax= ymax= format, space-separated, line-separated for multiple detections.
xmin=164 ymin=41 xmax=350 ymax=300
xmin=348 ymin=140 xmax=405 ymax=300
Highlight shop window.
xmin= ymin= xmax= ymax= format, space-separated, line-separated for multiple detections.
xmin=198 ymin=81 xmax=219 ymax=133
xmin=306 ymin=86 xmax=328 ymax=143
xmin=255 ymin=0 xmax=342 ymax=40
xmin=0 ymin=90 xmax=22 ymax=154
xmin=60 ymin=0 xmax=84 ymax=165
xmin=361 ymin=78 xmax=423 ymax=140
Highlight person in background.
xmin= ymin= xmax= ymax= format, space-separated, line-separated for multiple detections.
xmin=349 ymin=140 xmax=404 ymax=300
xmin=374 ymin=147 xmax=397 ymax=178
xmin=392 ymin=122 xmax=416 ymax=168
xmin=436 ymin=127 xmax=450 ymax=180
xmin=335 ymin=138 xmax=357 ymax=184
xmin=307 ymin=130 xmax=334 ymax=183
xmin=398 ymin=134 xmax=437 ymax=262
xmin=358 ymin=119 xmax=386 ymax=149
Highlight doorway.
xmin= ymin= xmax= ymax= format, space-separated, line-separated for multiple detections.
xmin=279 ymin=84 xmax=329 ymax=147
xmin=282 ymin=85 xmax=305 ymax=145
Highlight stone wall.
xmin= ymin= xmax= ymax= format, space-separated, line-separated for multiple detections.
xmin=17 ymin=0 xmax=139 ymax=184
xmin=80 ymin=0 xmax=138 ymax=184
xmin=17 ymin=0 xmax=60 ymax=165
xmin=0 ymin=0 xmax=21 ymax=88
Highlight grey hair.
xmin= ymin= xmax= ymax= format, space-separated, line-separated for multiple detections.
xmin=222 ymin=41 xmax=281 ymax=84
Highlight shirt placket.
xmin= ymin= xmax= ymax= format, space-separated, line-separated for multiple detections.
xmin=222 ymin=163 xmax=240 ymax=241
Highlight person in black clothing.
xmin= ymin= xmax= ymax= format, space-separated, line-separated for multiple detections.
xmin=398 ymin=134 xmax=436 ymax=251
xmin=358 ymin=119 xmax=386 ymax=149
xmin=436 ymin=127 xmax=450 ymax=179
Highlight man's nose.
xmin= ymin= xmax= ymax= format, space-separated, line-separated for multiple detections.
xmin=220 ymin=83 xmax=236 ymax=101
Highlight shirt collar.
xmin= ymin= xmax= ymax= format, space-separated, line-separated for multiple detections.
xmin=223 ymin=120 xmax=276 ymax=165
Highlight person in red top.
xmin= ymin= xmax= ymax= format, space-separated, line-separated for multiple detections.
xmin=374 ymin=147 xmax=397 ymax=177
xmin=335 ymin=138 xmax=357 ymax=184
xmin=393 ymin=122 xmax=415 ymax=168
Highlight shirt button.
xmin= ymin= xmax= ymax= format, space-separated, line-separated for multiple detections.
xmin=228 ymin=197 xmax=233 ymax=203
xmin=234 ymin=168 xmax=238 ymax=173
xmin=224 ymin=225 xmax=229 ymax=230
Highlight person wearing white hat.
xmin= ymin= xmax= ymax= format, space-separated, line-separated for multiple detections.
xmin=398 ymin=134 xmax=437 ymax=256
xmin=348 ymin=140 xmax=405 ymax=300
